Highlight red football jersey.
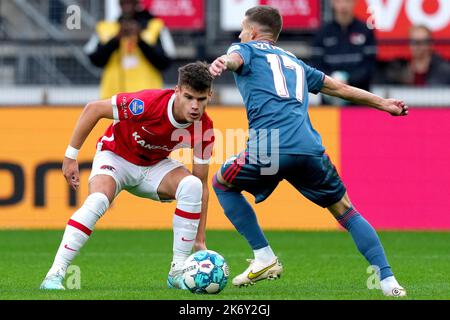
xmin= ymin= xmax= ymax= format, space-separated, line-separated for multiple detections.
xmin=97 ymin=89 xmax=215 ymax=166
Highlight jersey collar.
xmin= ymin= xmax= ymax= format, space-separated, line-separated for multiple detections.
xmin=167 ymin=93 xmax=191 ymax=129
xmin=256 ymin=39 xmax=275 ymax=45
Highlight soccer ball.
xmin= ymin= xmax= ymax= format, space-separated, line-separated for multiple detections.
xmin=182 ymin=250 xmax=229 ymax=294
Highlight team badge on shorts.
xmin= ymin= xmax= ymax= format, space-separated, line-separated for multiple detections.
xmin=129 ymin=99 xmax=144 ymax=115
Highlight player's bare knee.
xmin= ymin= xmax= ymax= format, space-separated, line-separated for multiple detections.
xmin=327 ymin=193 xmax=352 ymax=217
xmin=340 ymin=193 xmax=352 ymax=210
xmin=89 ymin=174 xmax=116 ymax=203
xmin=175 ymin=175 xmax=203 ymax=207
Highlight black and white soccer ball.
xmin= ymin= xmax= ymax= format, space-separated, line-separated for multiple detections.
xmin=182 ymin=250 xmax=229 ymax=294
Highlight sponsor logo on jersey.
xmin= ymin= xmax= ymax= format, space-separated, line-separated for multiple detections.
xmin=132 ymin=132 xmax=174 ymax=152
xmin=128 ymin=99 xmax=144 ymax=116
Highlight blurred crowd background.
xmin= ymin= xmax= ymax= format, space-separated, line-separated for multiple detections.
xmin=0 ymin=0 xmax=449 ymax=106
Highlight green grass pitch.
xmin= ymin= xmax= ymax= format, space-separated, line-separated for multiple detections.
xmin=0 ymin=230 xmax=449 ymax=300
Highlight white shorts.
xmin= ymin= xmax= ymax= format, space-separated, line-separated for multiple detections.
xmin=89 ymin=151 xmax=184 ymax=201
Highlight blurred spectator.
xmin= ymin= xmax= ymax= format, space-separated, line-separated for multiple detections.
xmin=382 ymin=25 xmax=450 ymax=86
xmin=311 ymin=0 xmax=376 ymax=105
xmin=85 ymin=0 xmax=175 ymax=99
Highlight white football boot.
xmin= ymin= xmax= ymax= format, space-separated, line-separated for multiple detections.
xmin=232 ymin=258 xmax=283 ymax=287
xmin=380 ymin=276 xmax=407 ymax=297
xmin=40 ymin=269 xmax=65 ymax=290
xmin=167 ymin=261 xmax=188 ymax=290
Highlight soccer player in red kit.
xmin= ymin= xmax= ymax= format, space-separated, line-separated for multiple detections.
xmin=40 ymin=62 xmax=215 ymax=290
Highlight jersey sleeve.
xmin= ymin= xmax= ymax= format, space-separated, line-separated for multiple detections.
xmin=111 ymin=90 xmax=157 ymax=121
xmin=301 ymin=62 xmax=325 ymax=94
xmin=193 ymin=118 xmax=215 ymax=164
xmin=226 ymin=43 xmax=252 ymax=75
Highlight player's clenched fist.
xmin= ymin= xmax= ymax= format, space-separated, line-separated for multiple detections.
xmin=383 ymin=99 xmax=409 ymax=117
xmin=62 ymin=157 xmax=80 ymax=190
xmin=209 ymin=56 xmax=227 ymax=77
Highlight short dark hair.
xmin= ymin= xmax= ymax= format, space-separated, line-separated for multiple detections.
xmin=245 ymin=6 xmax=282 ymax=41
xmin=178 ymin=61 xmax=214 ymax=92
xmin=409 ymin=24 xmax=433 ymax=39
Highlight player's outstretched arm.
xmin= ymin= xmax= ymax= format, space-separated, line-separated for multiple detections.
xmin=192 ymin=163 xmax=210 ymax=251
xmin=320 ymin=75 xmax=409 ymax=116
xmin=63 ymin=99 xmax=114 ymax=190
xmin=209 ymin=53 xmax=244 ymax=77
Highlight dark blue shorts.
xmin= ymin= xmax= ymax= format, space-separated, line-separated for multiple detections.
xmin=217 ymin=151 xmax=346 ymax=208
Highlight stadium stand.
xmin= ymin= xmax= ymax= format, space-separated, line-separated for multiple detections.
xmin=0 ymin=0 xmax=449 ymax=106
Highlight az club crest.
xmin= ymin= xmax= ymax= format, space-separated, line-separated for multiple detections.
xmin=129 ymin=99 xmax=144 ymax=116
